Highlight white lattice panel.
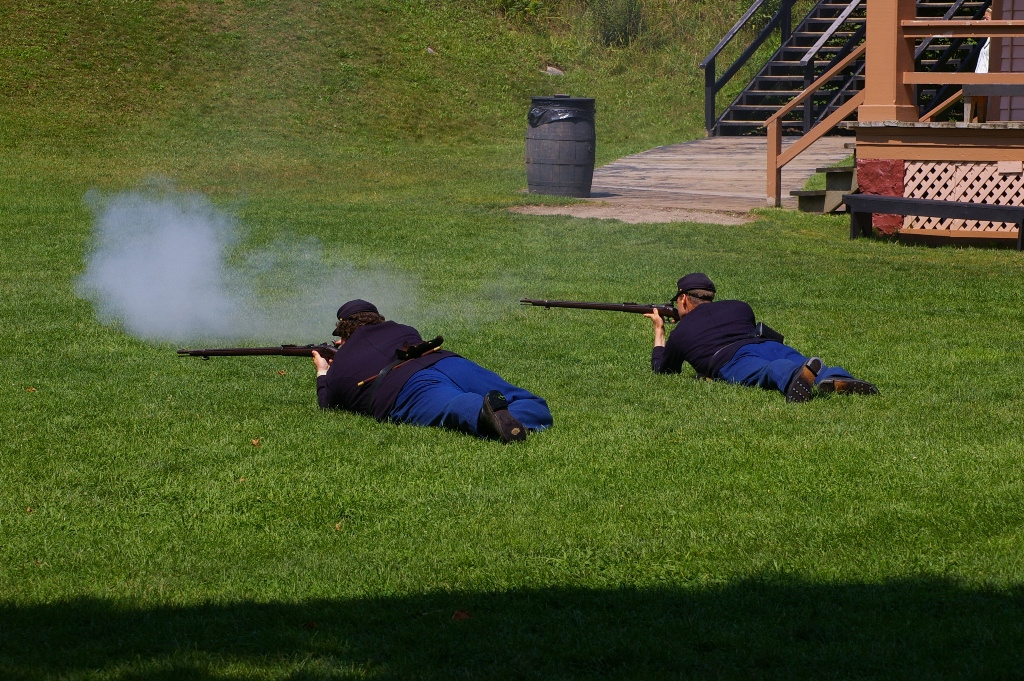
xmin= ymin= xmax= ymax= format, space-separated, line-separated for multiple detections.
xmin=904 ymin=162 xmax=1024 ymax=232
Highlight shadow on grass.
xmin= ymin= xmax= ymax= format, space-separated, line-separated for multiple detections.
xmin=2 ymin=576 xmax=1023 ymax=679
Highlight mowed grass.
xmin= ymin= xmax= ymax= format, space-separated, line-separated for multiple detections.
xmin=2 ymin=1 xmax=1024 ymax=678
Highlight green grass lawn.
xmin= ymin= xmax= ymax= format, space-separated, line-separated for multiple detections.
xmin=2 ymin=1 xmax=1024 ymax=678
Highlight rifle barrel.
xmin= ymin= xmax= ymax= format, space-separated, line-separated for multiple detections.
xmin=177 ymin=344 xmax=338 ymax=359
xmin=519 ymin=298 xmax=679 ymax=322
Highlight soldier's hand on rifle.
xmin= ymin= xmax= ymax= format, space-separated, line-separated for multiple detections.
xmin=643 ymin=309 xmax=667 ymax=348
xmin=312 ymin=351 xmax=331 ymax=375
xmin=643 ymin=309 xmax=664 ymax=329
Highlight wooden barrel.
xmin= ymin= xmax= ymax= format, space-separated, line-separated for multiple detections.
xmin=525 ymin=96 xmax=596 ymax=197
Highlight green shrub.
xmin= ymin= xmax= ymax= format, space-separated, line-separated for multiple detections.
xmin=590 ymin=0 xmax=645 ymax=46
xmin=493 ymin=0 xmax=557 ymax=21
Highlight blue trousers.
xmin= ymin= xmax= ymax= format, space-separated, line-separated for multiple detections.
xmin=390 ymin=357 xmax=553 ymax=436
xmin=717 ymin=341 xmax=854 ymax=396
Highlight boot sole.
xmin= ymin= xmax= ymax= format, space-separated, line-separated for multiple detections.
xmin=818 ymin=379 xmax=878 ymax=396
xmin=785 ymin=358 xmax=822 ymax=403
xmin=481 ymin=391 xmax=527 ymax=443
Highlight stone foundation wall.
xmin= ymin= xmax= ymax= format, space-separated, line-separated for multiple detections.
xmin=855 ymin=158 xmax=905 ymax=236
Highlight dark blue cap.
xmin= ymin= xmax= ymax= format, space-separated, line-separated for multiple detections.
xmin=336 ymin=299 xmax=378 ymax=320
xmin=676 ymin=273 xmax=716 ymax=295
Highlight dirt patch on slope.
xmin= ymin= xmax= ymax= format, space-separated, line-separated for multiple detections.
xmin=509 ymin=204 xmax=753 ymax=225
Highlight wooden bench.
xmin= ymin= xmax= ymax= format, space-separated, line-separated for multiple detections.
xmin=843 ymin=193 xmax=1024 ymax=250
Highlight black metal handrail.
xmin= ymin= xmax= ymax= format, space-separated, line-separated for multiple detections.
xmin=811 ymin=56 xmax=864 ymax=129
xmin=914 ymin=0 xmax=983 ymax=60
xmin=914 ymin=0 xmax=991 ymax=115
xmin=797 ymin=0 xmax=864 ymax=131
xmin=802 ymin=23 xmax=866 ymax=131
xmin=699 ymin=0 xmax=796 ymax=135
xmin=704 ymin=0 xmax=990 ymax=136
xmin=797 ymin=0 xmax=863 ymax=68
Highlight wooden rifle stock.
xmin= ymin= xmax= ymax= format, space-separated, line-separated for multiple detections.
xmin=177 ymin=343 xmax=339 ymax=360
xmin=520 ymin=298 xmax=680 ymax=322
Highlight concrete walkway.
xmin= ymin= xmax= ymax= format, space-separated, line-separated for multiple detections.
xmin=512 ymin=135 xmax=851 ymax=225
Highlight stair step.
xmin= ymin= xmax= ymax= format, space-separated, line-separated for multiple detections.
xmin=788 ymin=37 xmax=859 ymax=49
xmin=805 ymin=16 xmax=865 ymax=24
xmin=790 ymin=185 xmax=855 ymax=214
xmin=790 ymin=30 xmax=859 ymax=39
xmin=753 ymin=77 xmax=814 ymax=86
xmin=791 ymin=191 xmax=829 ymax=213
xmin=743 ymin=90 xmax=841 ymax=99
xmin=722 ymin=114 xmax=801 ymax=123
xmin=748 ymin=75 xmax=865 ymax=88
xmin=780 ymin=46 xmax=856 ymax=57
xmin=805 ymin=12 xmax=866 ymax=20
xmin=763 ymin=62 xmax=862 ymax=70
xmin=761 ymin=68 xmax=861 ymax=78
xmin=708 ymin=0 xmax=983 ymax=138
xmin=812 ymin=6 xmax=866 ymax=14
xmin=727 ymin=104 xmax=804 ymax=111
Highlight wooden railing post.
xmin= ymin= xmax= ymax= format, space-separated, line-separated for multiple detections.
xmin=763 ymin=44 xmax=866 ymax=207
xmin=767 ymin=118 xmax=782 ymax=207
xmin=859 ymin=0 xmax=917 ymax=121
xmin=781 ymin=0 xmax=792 ymax=43
xmin=803 ymin=60 xmax=815 ymax=133
xmin=705 ymin=57 xmax=716 ymax=135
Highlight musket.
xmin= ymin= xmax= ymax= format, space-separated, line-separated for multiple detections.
xmin=177 ymin=343 xmax=339 ymax=360
xmin=520 ymin=298 xmax=680 ymax=322
xmin=177 ymin=335 xmax=443 ymax=364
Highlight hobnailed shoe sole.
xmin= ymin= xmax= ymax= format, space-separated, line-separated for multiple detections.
xmin=817 ymin=379 xmax=879 ymax=396
xmin=480 ymin=391 xmax=527 ymax=443
xmin=785 ymin=357 xmax=822 ymax=403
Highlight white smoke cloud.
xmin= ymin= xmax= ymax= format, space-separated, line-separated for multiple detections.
xmin=76 ymin=186 xmax=418 ymax=343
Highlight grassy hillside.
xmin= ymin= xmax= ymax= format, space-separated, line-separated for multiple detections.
xmin=3 ymin=2 xmax=1024 ymax=679
xmin=2 ymin=0 xmax=739 ymax=164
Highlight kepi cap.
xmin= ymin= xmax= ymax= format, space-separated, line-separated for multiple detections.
xmin=336 ymin=299 xmax=378 ymax=320
xmin=676 ymin=272 xmax=716 ymax=295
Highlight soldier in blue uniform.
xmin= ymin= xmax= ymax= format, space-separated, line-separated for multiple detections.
xmin=644 ymin=273 xmax=877 ymax=402
xmin=312 ymin=299 xmax=553 ymax=442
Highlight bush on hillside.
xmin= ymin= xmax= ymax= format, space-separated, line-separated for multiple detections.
xmin=590 ymin=0 xmax=645 ymax=46
xmin=492 ymin=0 xmax=560 ymax=20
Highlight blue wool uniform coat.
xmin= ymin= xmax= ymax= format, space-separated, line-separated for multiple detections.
xmin=316 ymin=321 xmax=456 ymax=420
xmin=651 ymin=299 xmax=767 ymax=378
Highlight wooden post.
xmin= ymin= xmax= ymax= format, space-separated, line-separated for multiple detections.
xmin=704 ymin=57 xmax=716 ymax=135
xmin=767 ymin=119 xmax=782 ymax=206
xmin=858 ymin=0 xmax=919 ymax=121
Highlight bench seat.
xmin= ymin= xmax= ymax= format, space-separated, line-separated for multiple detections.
xmin=842 ymin=193 xmax=1024 ymax=250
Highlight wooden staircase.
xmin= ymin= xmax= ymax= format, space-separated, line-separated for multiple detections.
xmin=791 ymin=163 xmax=857 ymax=212
xmin=704 ymin=0 xmax=991 ymax=137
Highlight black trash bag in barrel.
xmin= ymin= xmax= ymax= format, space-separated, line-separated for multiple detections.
xmin=526 ymin=95 xmax=596 ymax=198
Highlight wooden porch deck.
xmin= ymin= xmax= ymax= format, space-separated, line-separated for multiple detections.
xmin=513 ymin=135 xmax=852 ymax=224
xmin=589 ymin=135 xmax=851 ymax=212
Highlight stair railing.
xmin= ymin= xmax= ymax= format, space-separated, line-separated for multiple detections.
xmin=699 ymin=0 xmax=796 ymax=136
xmin=798 ymin=0 xmax=865 ymax=132
xmin=913 ymin=0 xmax=990 ymax=118
xmin=919 ymin=88 xmax=964 ymax=121
xmin=809 ymin=26 xmax=866 ymax=125
xmin=766 ymin=42 xmax=866 ymax=206
xmin=914 ymin=0 xmax=984 ymax=61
